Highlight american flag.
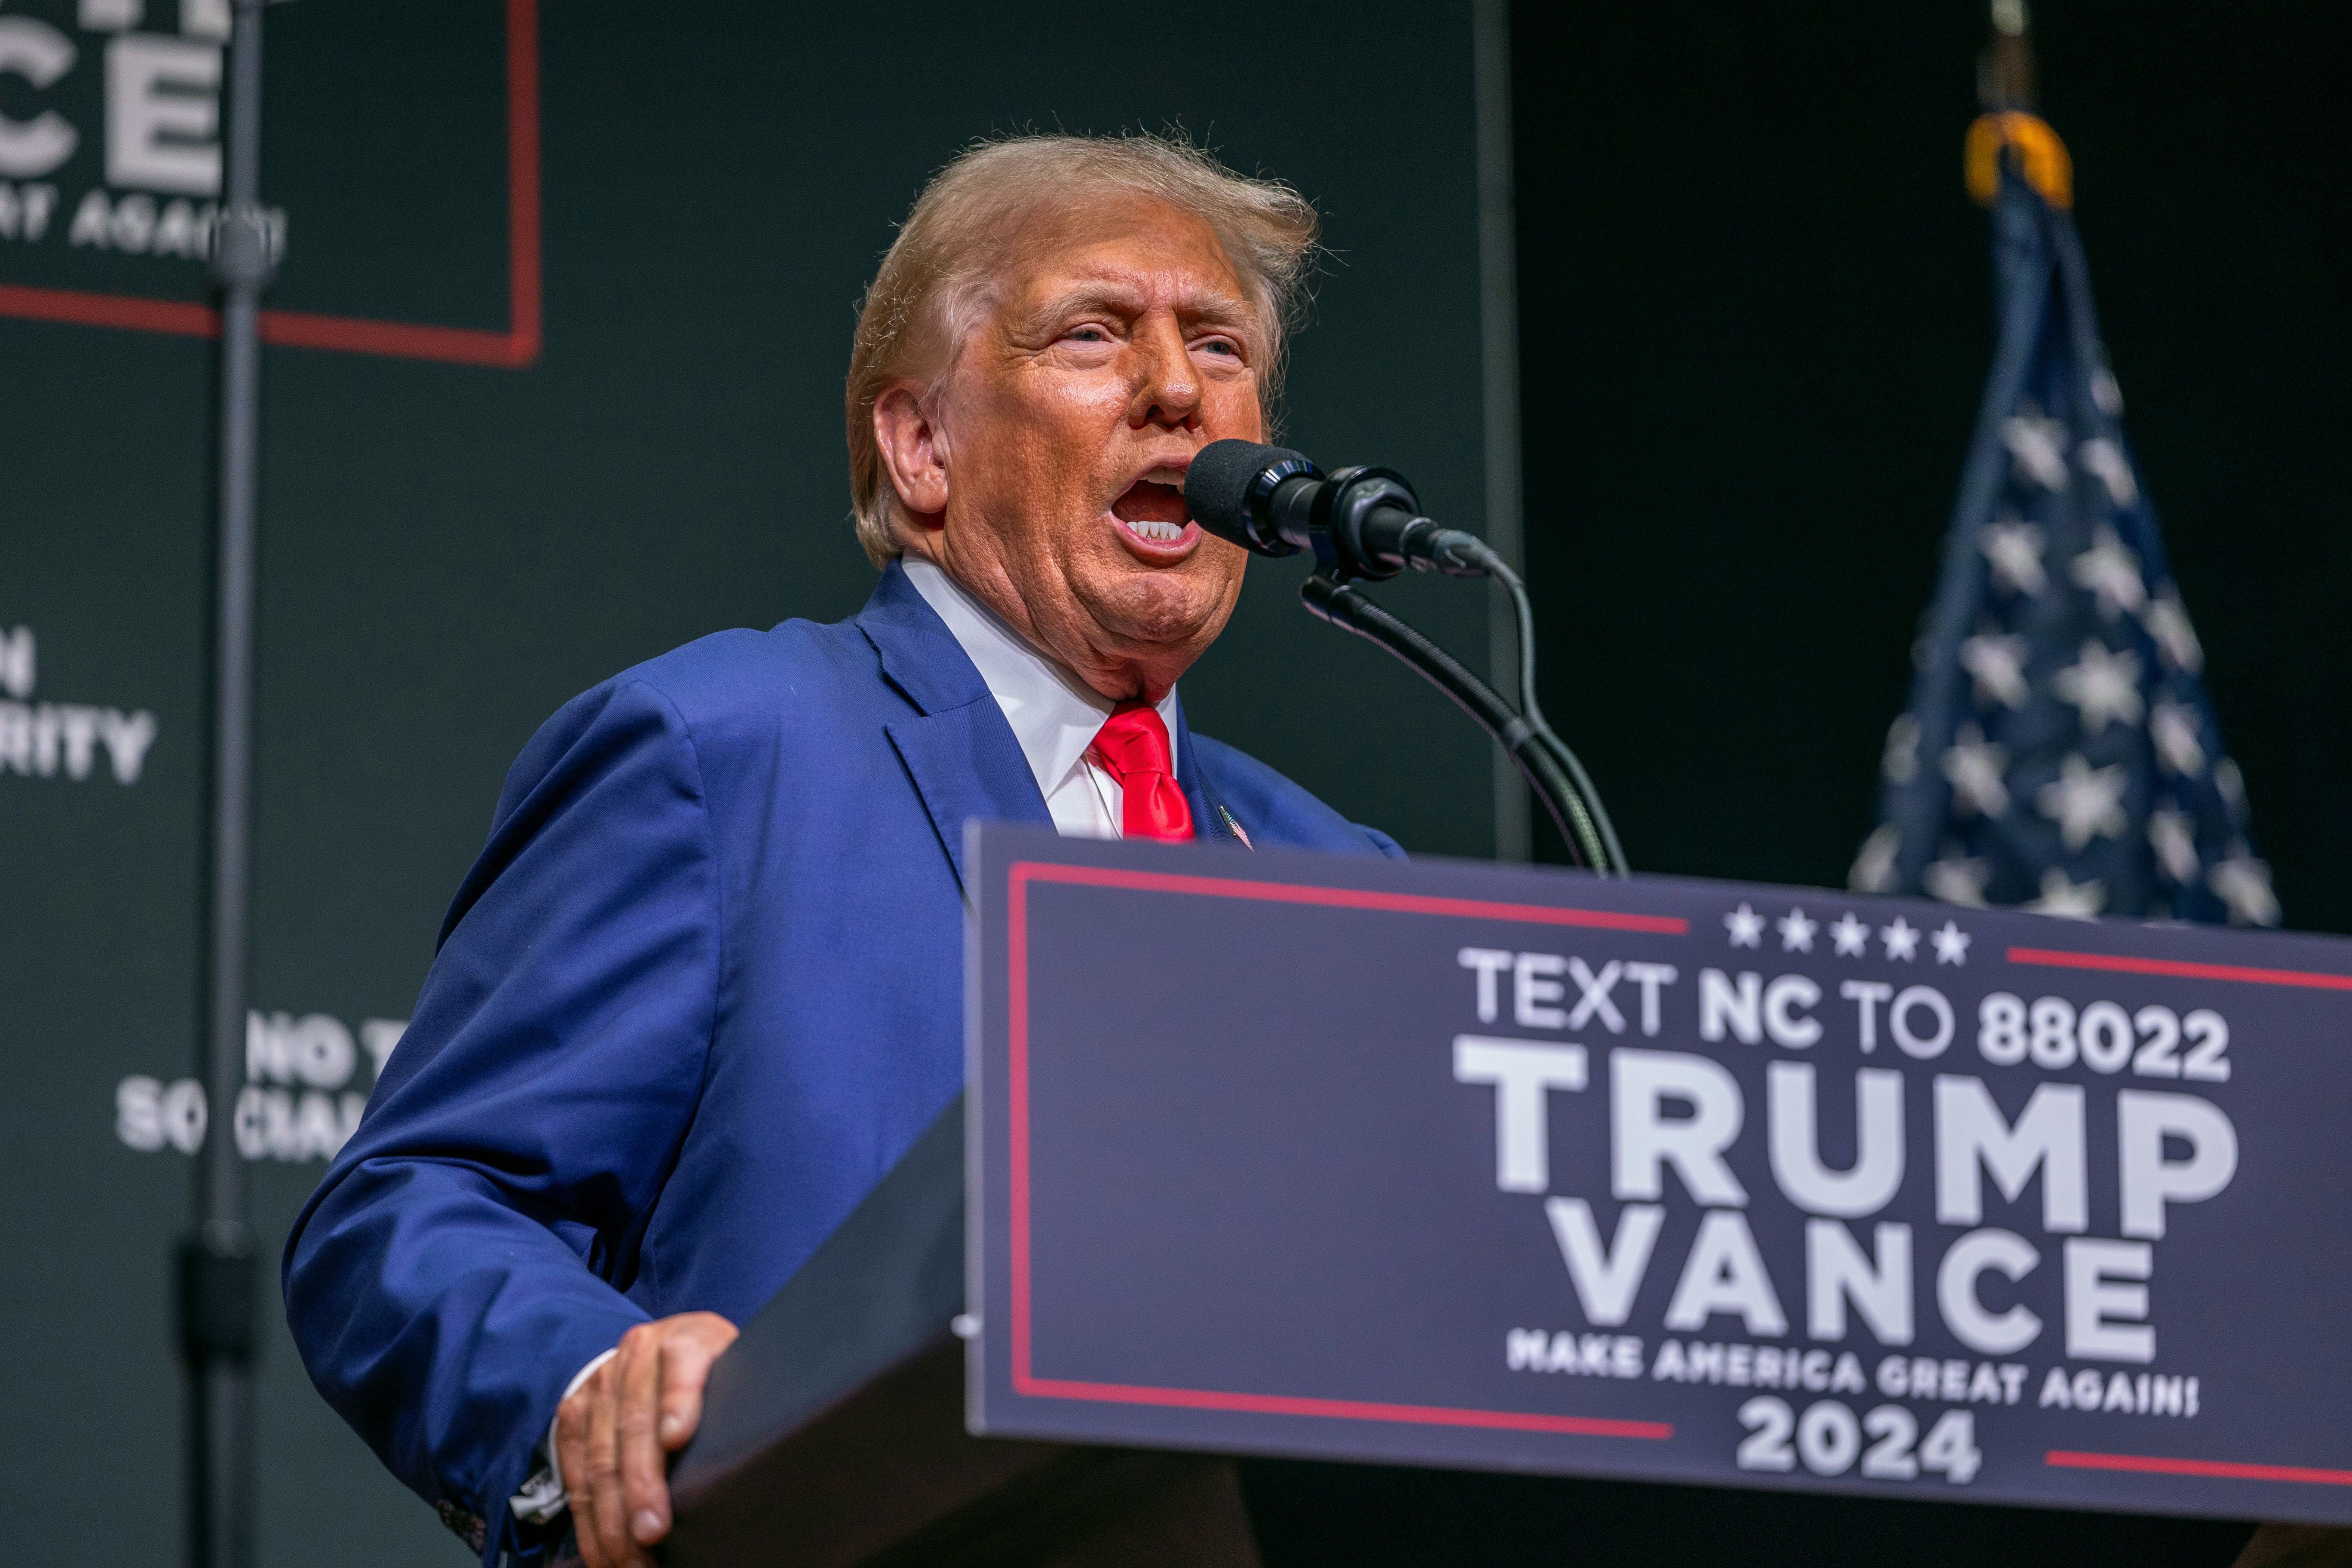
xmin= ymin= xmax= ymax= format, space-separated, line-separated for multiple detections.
xmin=1852 ymin=122 xmax=2277 ymax=926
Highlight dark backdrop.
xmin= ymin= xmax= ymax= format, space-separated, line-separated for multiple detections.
xmin=0 ymin=2 xmax=1488 ymax=1561
xmin=3 ymin=0 xmax=2344 ymax=1562
xmin=1513 ymin=0 xmax=2350 ymax=937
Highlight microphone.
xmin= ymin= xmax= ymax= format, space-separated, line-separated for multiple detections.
xmin=1187 ymin=443 xmax=1627 ymax=873
xmin=1184 ymin=439 xmax=1498 ymax=581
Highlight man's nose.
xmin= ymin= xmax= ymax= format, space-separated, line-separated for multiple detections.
xmin=1127 ymin=317 xmax=1201 ymax=430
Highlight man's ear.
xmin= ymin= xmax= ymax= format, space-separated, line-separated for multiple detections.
xmin=872 ymin=384 xmax=950 ymax=521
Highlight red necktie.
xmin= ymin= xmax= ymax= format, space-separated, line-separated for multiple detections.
xmin=1086 ymin=701 xmax=1194 ymax=842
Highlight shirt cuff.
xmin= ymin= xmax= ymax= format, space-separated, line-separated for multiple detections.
xmin=510 ymin=1347 xmax=620 ymax=1526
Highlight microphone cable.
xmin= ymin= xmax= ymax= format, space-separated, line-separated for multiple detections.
xmin=1480 ymin=548 xmax=1629 ymax=876
xmin=1397 ymin=527 xmax=1627 ymax=875
xmin=1302 ymin=571 xmax=1620 ymax=876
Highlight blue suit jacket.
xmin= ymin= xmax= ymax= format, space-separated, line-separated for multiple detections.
xmin=283 ymin=562 xmax=1401 ymax=1563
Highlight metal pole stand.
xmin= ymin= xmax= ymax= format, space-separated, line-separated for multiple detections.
xmin=182 ymin=1 xmax=276 ymax=1564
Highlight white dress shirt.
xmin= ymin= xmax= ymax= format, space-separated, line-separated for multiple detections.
xmin=511 ymin=557 xmax=1185 ymax=1529
xmin=903 ymin=555 xmax=1179 ymax=839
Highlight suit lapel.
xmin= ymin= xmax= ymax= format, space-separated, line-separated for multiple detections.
xmin=858 ymin=563 xmax=1051 ymax=892
xmin=1172 ymin=695 xmax=1252 ymax=850
xmin=857 ymin=562 xmax=1251 ymax=873
xmin=885 ymin=708 xmax=1049 ymax=891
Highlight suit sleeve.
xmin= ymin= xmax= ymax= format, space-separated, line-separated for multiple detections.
xmin=282 ymin=675 xmax=723 ymax=1566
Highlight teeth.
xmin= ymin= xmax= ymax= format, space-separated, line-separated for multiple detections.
xmin=1126 ymin=518 xmax=1185 ymax=544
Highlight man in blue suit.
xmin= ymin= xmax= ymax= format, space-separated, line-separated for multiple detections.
xmin=284 ymin=131 xmax=1401 ymax=1568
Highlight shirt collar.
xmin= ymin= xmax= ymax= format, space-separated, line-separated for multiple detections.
xmin=901 ymin=556 xmax=1180 ymax=800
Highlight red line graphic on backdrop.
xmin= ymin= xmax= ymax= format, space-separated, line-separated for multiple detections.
xmin=0 ymin=0 xmax=541 ymax=368
xmin=1002 ymin=859 xmax=1678 ymax=1444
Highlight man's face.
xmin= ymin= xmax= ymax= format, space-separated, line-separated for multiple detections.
xmin=884 ymin=197 xmax=1264 ymax=701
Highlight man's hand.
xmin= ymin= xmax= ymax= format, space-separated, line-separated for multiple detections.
xmin=557 ymin=1311 xmax=739 ymax=1568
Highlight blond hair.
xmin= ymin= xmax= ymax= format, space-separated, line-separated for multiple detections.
xmin=844 ymin=132 xmax=1320 ymax=567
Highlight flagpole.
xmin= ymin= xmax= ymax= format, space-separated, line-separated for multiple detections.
xmin=1980 ymin=0 xmax=2035 ymax=111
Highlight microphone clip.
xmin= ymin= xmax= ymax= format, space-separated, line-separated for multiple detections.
xmin=1253 ymin=463 xmax=1430 ymax=583
xmin=1305 ymin=466 xmax=1422 ymax=582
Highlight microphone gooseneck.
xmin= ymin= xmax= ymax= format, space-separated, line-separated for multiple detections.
xmin=1185 ymin=438 xmax=1626 ymax=875
xmin=1301 ymin=576 xmax=1611 ymax=870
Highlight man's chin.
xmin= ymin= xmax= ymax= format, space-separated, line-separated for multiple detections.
xmin=1080 ymin=570 xmax=1235 ymax=654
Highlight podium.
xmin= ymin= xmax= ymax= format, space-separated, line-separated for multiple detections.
xmin=665 ymin=1102 xmax=1260 ymax=1568
xmin=660 ymin=825 xmax=2352 ymax=1565
xmin=659 ymin=1095 xmax=2266 ymax=1568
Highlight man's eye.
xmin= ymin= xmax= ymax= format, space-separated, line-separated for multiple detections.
xmin=1197 ymin=338 xmax=1241 ymax=358
xmin=1068 ymin=326 xmax=1109 ymax=343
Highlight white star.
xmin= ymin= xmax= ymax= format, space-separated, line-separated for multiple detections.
xmin=2069 ymin=524 xmax=2147 ymax=619
xmin=1829 ymin=913 xmax=1871 ymax=956
xmin=1880 ymin=916 xmax=1920 ymax=961
xmin=2002 ymin=413 xmax=2070 ymax=489
xmin=2076 ymin=438 xmax=2140 ymax=507
xmin=1931 ymin=921 xmax=1972 ymax=965
xmin=1923 ymin=855 xmax=1992 ymax=906
xmin=2037 ymin=753 xmax=2131 ymax=851
xmin=2053 ymin=639 xmax=2145 ymax=734
xmin=1725 ymin=902 xmax=1764 ymax=948
xmin=1940 ymin=723 xmax=2010 ymax=817
xmin=2143 ymin=591 xmax=2203 ymax=674
xmin=1849 ymin=825 xmax=1899 ymax=894
xmin=2216 ymin=758 xmax=2247 ymax=809
xmin=1959 ymin=634 xmax=2030 ymax=709
xmin=1881 ymin=714 xmax=1920 ymax=784
xmin=2091 ymin=367 xmax=2125 ymax=415
xmin=2209 ymin=854 xmax=2281 ymax=926
xmin=1978 ymin=519 xmax=2047 ymax=597
xmin=1777 ymin=907 xmax=1818 ymax=952
xmin=2148 ymin=807 xmax=2199 ymax=883
xmin=2150 ymin=700 xmax=2206 ymax=776
xmin=2025 ymin=868 xmax=2106 ymax=919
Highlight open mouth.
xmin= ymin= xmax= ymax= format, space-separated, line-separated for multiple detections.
xmin=1110 ymin=473 xmax=1197 ymax=551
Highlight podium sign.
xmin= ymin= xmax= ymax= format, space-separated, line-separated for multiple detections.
xmin=966 ymin=824 xmax=2352 ymax=1523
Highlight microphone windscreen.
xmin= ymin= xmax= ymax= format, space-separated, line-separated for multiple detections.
xmin=1185 ymin=439 xmax=1307 ymax=551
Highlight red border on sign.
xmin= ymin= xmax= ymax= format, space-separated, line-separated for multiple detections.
xmin=2048 ymin=1450 xmax=2352 ymax=1488
xmin=1003 ymin=858 xmax=1678 ymax=1444
xmin=2008 ymin=946 xmax=2352 ymax=993
xmin=2023 ymin=923 xmax=2352 ymax=1491
xmin=0 ymin=0 xmax=541 ymax=368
